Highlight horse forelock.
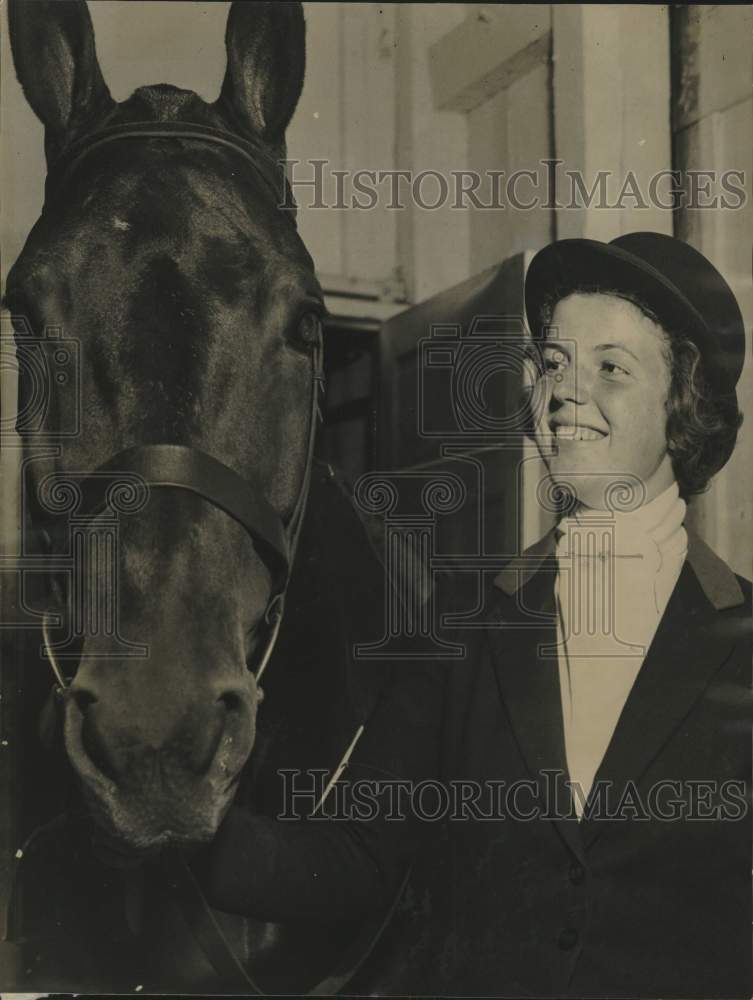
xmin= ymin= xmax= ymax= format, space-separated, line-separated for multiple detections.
xmin=128 ymin=83 xmax=215 ymax=124
xmin=63 ymin=81 xmax=250 ymax=148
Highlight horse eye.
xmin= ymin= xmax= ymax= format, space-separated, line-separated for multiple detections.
xmin=297 ymin=311 xmax=322 ymax=347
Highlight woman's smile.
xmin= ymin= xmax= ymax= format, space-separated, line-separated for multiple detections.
xmin=533 ymin=292 xmax=675 ymax=508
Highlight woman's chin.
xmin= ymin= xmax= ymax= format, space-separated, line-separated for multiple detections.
xmin=545 ymin=467 xmax=648 ymax=513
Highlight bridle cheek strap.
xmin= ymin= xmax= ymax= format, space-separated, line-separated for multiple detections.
xmin=255 ymin=334 xmax=324 ymax=680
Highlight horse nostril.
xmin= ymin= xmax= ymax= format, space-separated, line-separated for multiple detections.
xmin=217 ymin=690 xmax=245 ymax=714
xmin=69 ymin=687 xmax=98 ymax=713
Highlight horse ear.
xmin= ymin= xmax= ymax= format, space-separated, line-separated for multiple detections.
xmin=218 ymin=1 xmax=305 ymax=148
xmin=8 ymin=0 xmax=113 ymax=151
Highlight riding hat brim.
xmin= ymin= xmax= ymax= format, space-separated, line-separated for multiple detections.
xmin=524 ymin=234 xmax=745 ymax=397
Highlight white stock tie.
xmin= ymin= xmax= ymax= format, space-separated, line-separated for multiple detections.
xmin=554 ymin=483 xmax=688 ymax=817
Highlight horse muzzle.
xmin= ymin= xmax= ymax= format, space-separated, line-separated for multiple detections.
xmin=61 ymin=671 xmax=259 ymax=849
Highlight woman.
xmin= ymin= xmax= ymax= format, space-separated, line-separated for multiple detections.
xmin=196 ymin=234 xmax=753 ymax=996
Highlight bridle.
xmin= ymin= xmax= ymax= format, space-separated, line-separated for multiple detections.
xmin=38 ymin=120 xmax=323 ymax=691
xmin=45 ymin=118 xmax=296 ymax=212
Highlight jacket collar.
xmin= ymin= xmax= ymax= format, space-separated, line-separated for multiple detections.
xmin=493 ymin=526 xmax=744 ymax=613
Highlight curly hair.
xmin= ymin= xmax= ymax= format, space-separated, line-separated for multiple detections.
xmin=529 ymin=287 xmax=743 ymax=499
xmin=662 ymin=334 xmax=743 ymax=498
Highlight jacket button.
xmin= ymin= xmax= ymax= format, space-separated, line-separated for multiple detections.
xmin=569 ymin=864 xmax=585 ymax=885
xmin=557 ymin=927 xmax=579 ymax=951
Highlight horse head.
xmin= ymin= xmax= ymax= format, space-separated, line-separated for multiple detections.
xmin=6 ymin=0 xmax=321 ymax=853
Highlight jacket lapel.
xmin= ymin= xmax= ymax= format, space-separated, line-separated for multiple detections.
xmin=579 ymin=531 xmax=745 ymax=849
xmin=489 ymin=527 xmax=745 ymax=858
xmin=488 ymin=534 xmax=584 ymax=859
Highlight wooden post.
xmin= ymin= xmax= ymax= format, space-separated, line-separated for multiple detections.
xmin=552 ymin=4 xmax=673 ymax=241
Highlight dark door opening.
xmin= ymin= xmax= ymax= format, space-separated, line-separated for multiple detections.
xmin=317 ymin=316 xmax=380 ymax=485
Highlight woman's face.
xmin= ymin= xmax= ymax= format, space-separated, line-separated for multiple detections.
xmin=531 ymin=292 xmax=675 ymax=510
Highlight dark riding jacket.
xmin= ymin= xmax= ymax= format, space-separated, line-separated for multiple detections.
xmin=203 ymin=527 xmax=752 ymax=999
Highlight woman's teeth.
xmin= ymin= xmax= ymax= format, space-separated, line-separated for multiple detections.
xmin=553 ymin=425 xmax=605 ymax=441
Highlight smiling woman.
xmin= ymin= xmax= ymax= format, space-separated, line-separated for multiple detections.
xmin=532 ymin=291 xmax=676 ymax=511
xmin=533 ymin=287 xmax=744 ymax=502
xmin=525 ymin=233 xmax=745 ymax=512
xmin=464 ymin=229 xmax=753 ymax=994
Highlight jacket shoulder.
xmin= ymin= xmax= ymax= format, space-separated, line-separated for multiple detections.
xmin=687 ymin=529 xmax=750 ymax=613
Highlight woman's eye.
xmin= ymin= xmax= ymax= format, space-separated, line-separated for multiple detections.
xmin=542 ymin=349 xmax=567 ymax=375
xmin=601 ymin=360 xmax=629 ymax=377
xmin=297 ymin=311 xmax=322 ymax=347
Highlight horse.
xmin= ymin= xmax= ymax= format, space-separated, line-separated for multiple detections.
xmin=2 ymin=1 xmax=401 ymax=991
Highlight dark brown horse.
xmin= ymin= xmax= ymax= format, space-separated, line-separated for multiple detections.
xmin=3 ymin=1 xmax=405 ymax=991
xmin=6 ymin=0 xmax=321 ymax=852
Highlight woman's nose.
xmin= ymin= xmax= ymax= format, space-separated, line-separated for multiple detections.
xmin=551 ymin=359 xmax=591 ymax=405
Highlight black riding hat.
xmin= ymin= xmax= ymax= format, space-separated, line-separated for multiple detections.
xmin=525 ymin=232 xmax=745 ymax=398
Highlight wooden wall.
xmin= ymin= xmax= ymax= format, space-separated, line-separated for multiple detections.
xmin=672 ymin=4 xmax=753 ymax=578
